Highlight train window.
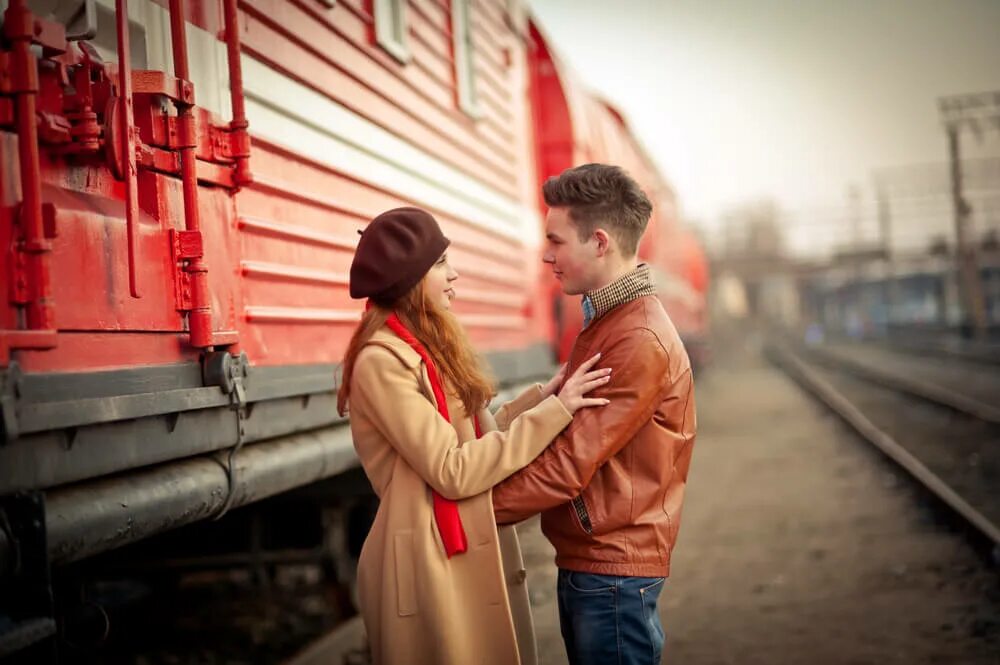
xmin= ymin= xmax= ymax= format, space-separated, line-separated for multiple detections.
xmin=452 ymin=0 xmax=481 ymax=118
xmin=374 ymin=0 xmax=411 ymax=64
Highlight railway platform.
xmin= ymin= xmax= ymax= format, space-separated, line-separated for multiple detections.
xmin=79 ymin=335 xmax=1000 ymax=665
xmin=516 ymin=335 xmax=999 ymax=665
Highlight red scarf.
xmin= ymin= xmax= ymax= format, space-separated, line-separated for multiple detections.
xmin=383 ymin=310 xmax=478 ymax=558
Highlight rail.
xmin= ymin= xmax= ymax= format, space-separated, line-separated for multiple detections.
xmin=767 ymin=342 xmax=1000 ymax=560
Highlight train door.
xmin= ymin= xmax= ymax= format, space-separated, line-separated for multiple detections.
xmin=1 ymin=0 xmax=249 ymax=375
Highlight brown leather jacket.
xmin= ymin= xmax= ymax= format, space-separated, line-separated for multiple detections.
xmin=492 ymin=295 xmax=696 ymax=577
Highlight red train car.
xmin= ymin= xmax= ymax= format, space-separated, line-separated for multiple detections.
xmin=0 ymin=0 xmax=707 ymax=658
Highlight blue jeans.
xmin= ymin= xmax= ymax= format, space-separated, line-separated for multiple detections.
xmin=557 ymin=569 xmax=666 ymax=665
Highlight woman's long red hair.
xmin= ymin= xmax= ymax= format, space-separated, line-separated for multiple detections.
xmin=337 ymin=279 xmax=495 ymax=418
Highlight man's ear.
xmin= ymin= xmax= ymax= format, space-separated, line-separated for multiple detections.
xmin=593 ymin=228 xmax=612 ymax=257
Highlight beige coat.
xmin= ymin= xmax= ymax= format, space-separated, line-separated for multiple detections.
xmin=348 ymin=329 xmax=572 ymax=665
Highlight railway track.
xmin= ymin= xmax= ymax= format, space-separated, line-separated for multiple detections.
xmin=881 ymin=327 xmax=1000 ymax=366
xmin=767 ymin=341 xmax=1000 ymax=562
xmin=806 ymin=342 xmax=1000 ymax=424
xmin=887 ymin=338 xmax=1000 ymax=366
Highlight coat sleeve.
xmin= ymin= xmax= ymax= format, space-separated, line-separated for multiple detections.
xmin=493 ymin=383 xmax=546 ymax=432
xmin=351 ymin=346 xmax=573 ymax=501
xmin=491 ymin=330 xmax=670 ymax=524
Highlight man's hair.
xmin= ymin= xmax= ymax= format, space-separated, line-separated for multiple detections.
xmin=542 ymin=163 xmax=653 ymax=256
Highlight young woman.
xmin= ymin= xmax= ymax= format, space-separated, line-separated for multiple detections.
xmin=337 ymin=207 xmax=610 ymax=665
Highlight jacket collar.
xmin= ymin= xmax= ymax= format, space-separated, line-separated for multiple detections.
xmin=366 ymin=327 xmax=422 ymax=369
xmin=582 ymin=263 xmax=656 ymax=326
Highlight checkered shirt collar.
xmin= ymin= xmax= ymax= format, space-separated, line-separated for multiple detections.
xmin=581 ymin=263 xmax=656 ymax=327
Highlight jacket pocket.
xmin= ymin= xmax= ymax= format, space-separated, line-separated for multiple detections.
xmin=394 ymin=531 xmax=417 ymax=616
xmin=571 ymin=496 xmax=594 ymax=534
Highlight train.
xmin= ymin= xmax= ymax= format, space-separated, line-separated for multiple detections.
xmin=0 ymin=0 xmax=708 ymax=659
xmin=799 ymin=251 xmax=1000 ymax=341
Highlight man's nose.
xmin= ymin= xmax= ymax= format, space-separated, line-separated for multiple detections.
xmin=542 ymin=251 xmax=555 ymax=264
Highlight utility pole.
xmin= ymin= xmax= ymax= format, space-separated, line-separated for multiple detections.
xmin=938 ymin=91 xmax=1000 ymax=340
xmin=847 ymin=183 xmax=863 ymax=254
xmin=874 ymin=176 xmax=898 ymax=327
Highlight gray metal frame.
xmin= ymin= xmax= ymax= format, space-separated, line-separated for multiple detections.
xmin=0 ymin=343 xmax=555 ymax=561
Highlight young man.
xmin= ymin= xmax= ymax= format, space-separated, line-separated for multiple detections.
xmin=492 ymin=163 xmax=696 ymax=665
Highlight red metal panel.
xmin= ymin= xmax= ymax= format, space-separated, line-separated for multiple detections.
xmin=245 ymin=140 xmax=528 ymax=264
xmin=238 ymin=10 xmax=521 ymax=194
xmin=22 ymin=167 xmax=240 ymax=339
xmin=470 ymin=17 xmax=511 ymax=79
xmin=40 ymin=182 xmax=183 ymax=331
xmin=152 ymin=0 xmax=510 ymax=201
xmin=246 ymin=0 xmax=520 ymax=166
xmin=251 ymin=0 xmax=456 ymax=110
xmin=406 ymin=13 xmax=454 ymax=80
xmin=235 ymin=135 xmax=538 ymax=365
xmin=472 ymin=0 xmax=509 ymax=31
xmin=474 ymin=70 xmax=515 ymax=127
xmin=233 ymin=0 xmax=538 ymax=362
xmin=344 ymin=0 xmax=519 ymax=142
xmin=2 ymin=1 xmax=549 ymax=380
xmin=195 ymin=185 xmax=242 ymax=336
xmin=15 ymin=331 xmax=200 ymax=373
xmin=527 ymin=23 xmax=574 ymax=206
xmin=473 ymin=51 xmax=514 ymax=107
xmin=410 ymin=0 xmax=452 ymax=37
xmin=337 ymin=0 xmax=370 ymax=19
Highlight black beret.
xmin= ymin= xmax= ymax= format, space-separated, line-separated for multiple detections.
xmin=349 ymin=207 xmax=451 ymax=304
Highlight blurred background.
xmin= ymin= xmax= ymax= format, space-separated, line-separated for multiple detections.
xmin=532 ymin=0 xmax=1000 ymax=344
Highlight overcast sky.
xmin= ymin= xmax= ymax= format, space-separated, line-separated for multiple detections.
xmin=527 ymin=0 xmax=1000 ymax=254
